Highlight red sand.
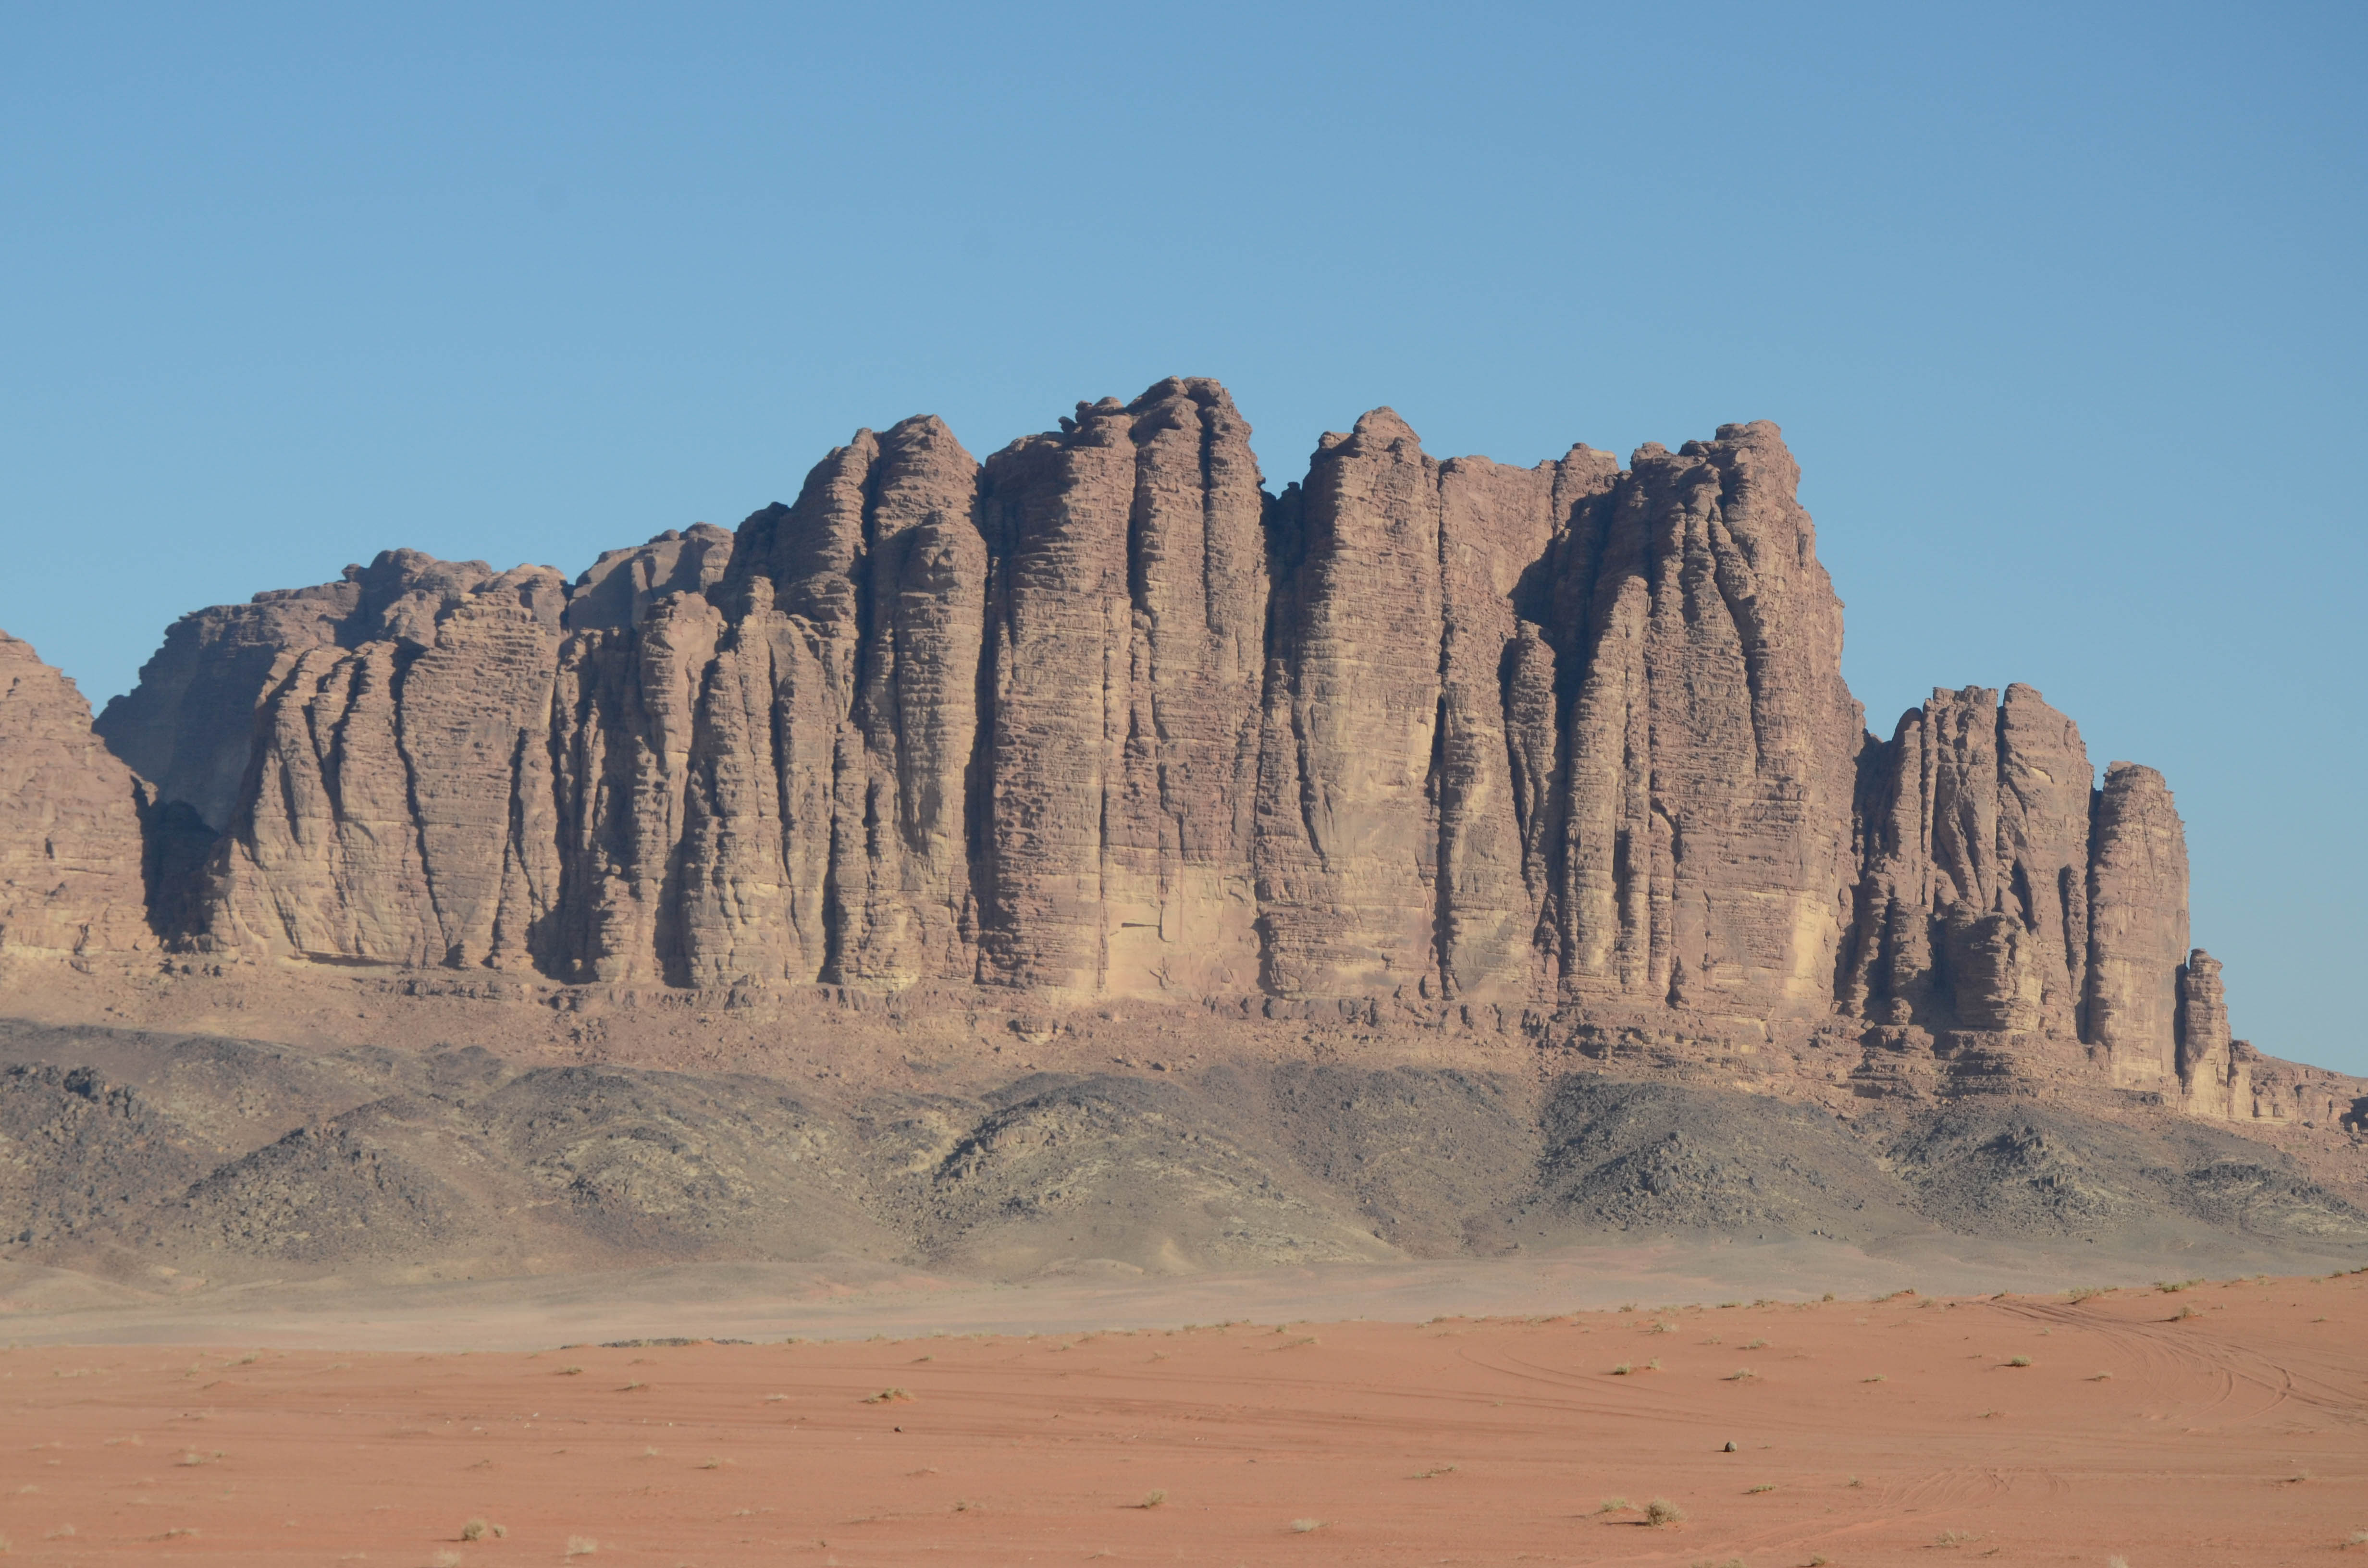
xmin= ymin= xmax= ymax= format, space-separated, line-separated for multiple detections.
xmin=3 ymin=1274 xmax=2364 ymax=1566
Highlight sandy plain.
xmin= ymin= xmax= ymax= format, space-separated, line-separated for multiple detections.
xmin=2 ymin=1273 xmax=2364 ymax=1568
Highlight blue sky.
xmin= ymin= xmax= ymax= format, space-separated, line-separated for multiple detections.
xmin=3 ymin=2 xmax=2362 ymax=1070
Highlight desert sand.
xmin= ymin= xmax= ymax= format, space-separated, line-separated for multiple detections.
xmin=3 ymin=1273 xmax=2363 ymax=1566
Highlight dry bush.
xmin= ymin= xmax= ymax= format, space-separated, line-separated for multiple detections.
xmin=1596 ymin=1496 xmax=1630 ymax=1514
xmin=1644 ymin=1498 xmax=1685 ymax=1527
xmin=460 ymin=1518 xmax=487 ymax=1541
xmin=1289 ymin=1518 xmax=1323 ymax=1533
xmin=565 ymin=1537 xmax=598 ymax=1558
xmin=2006 ymin=1356 xmax=2033 ymax=1367
xmin=1141 ymin=1490 xmax=1166 ymax=1508
xmin=862 ymin=1387 xmax=915 ymax=1404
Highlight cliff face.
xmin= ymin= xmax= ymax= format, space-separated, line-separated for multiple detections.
xmin=1845 ymin=684 xmax=2098 ymax=1040
xmin=16 ymin=375 xmax=2273 ymax=1117
xmin=0 ymin=633 xmax=150 ymax=955
xmin=976 ymin=384 xmax=1266 ymax=997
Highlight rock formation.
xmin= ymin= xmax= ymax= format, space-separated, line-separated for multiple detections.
xmin=2084 ymin=761 xmax=2192 ymax=1088
xmin=0 ymin=633 xmax=150 ymax=954
xmin=2177 ymin=948 xmax=2235 ymax=1116
xmin=1540 ymin=424 xmax=1864 ymax=1019
xmin=199 ymin=561 xmax=570 ymax=968
xmin=975 ymin=382 xmax=1265 ymax=997
xmin=3 ymin=375 xmax=2285 ymax=1121
xmin=1845 ymin=684 xmax=2097 ymax=1039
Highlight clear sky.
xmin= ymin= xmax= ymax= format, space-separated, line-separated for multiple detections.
xmin=3 ymin=3 xmax=2361 ymax=1071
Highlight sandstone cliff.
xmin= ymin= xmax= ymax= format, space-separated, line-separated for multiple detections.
xmin=0 ymin=633 xmax=149 ymax=954
xmin=12 ymin=376 xmax=2284 ymax=1121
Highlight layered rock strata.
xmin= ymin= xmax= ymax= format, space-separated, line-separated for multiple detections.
xmin=14 ymin=376 xmax=2264 ymax=1118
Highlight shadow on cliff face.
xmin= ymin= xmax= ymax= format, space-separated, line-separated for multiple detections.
xmin=2 ymin=1022 xmax=2364 ymax=1288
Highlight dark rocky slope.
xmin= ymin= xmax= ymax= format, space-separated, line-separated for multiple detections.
xmin=0 ymin=1021 xmax=2359 ymax=1284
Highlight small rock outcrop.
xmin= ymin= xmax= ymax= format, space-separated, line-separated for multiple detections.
xmin=0 ymin=633 xmax=150 ymax=954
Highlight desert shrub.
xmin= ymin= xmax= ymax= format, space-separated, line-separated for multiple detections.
xmin=1644 ymin=1498 xmax=1685 ymax=1527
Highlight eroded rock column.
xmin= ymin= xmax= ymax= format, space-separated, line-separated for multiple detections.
xmin=976 ymin=380 xmax=1266 ymax=996
xmin=2085 ymin=761 xmax=2190 ymax=1087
